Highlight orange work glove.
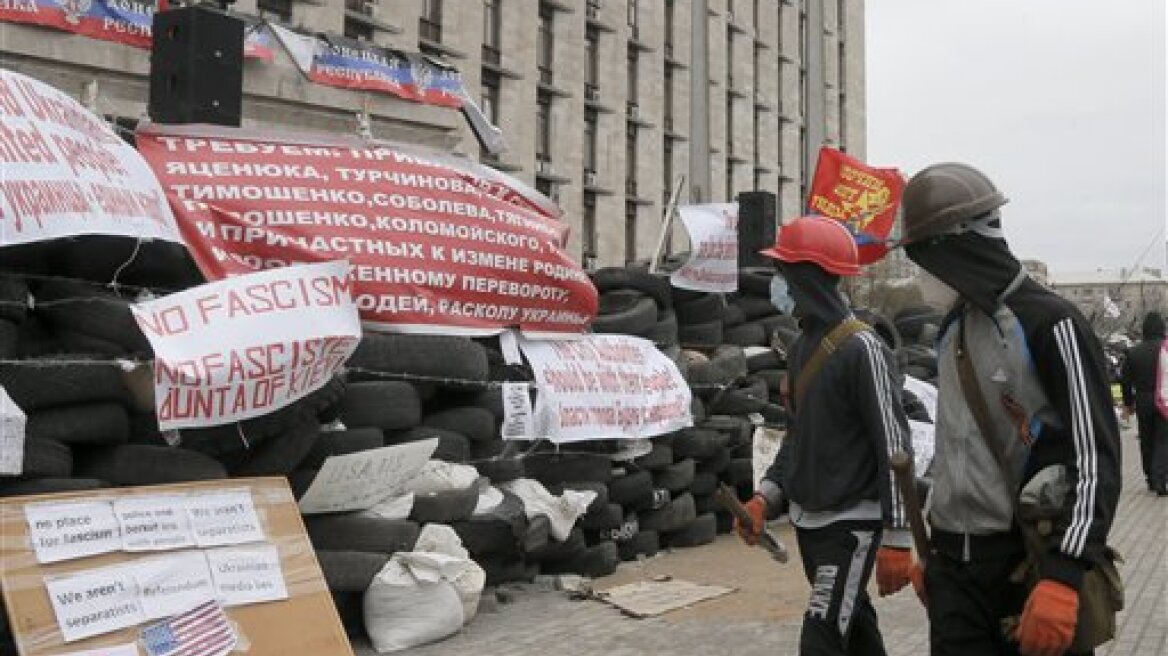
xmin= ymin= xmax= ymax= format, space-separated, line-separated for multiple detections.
xmin=875 ymin=547 xmax=914 ymax=596
xmin=734 ymin=494 xmax=767 ymax=546
xmin=1013 ymin=580 xmax=1079 ymax=656
xmin=909 ymin=561 xmax=927 ymax=606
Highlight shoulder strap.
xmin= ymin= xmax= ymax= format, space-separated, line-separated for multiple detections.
xmin=956 ymin=308 xmax=1019 ymax=492
xmin=794 ymin=318 xmax=870 ymax=406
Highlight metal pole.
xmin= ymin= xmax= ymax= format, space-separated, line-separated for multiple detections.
xmin=649 ymin=175 xmax=687 ymax=274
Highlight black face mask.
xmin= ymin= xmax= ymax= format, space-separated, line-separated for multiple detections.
xmin=778 ymin=261 xmax=848 ymax=327
xmin=905 ymin=230 xmax=1022 ymax=315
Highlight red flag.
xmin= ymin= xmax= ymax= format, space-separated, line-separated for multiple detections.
xmin=807 ymin=147 xmax=905 ymax=265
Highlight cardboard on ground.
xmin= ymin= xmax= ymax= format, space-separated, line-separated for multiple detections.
xmin=0 ymin=477 xmax=353 ymax=656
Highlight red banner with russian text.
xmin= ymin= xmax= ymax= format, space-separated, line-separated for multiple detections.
xmin=807 ymin=147 xmax=905 ymax=264
xmin=135 ymin=124 xmax=597 ymax=336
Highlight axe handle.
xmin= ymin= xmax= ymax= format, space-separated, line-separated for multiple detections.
xmin=715 ymin=484 xmax=788 ymax=563
xmin=890 ymin=451 xmax=930 ymax=566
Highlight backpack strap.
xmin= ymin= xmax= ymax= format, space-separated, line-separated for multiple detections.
xmin=794 ymin=318 xmax=870 ymax=407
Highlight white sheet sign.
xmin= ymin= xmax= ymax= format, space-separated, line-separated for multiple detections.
xmin=205 ymin=544 xmax=288 ymax=606
xmin=519 ymin=334 xmax=692 ymax=443
xmin=670 ymin=203 xmax=739 ymax=293
xmin=0 ymin=69 xmax=182 ymax=246
xmin=26 ymin=501 xmax=122 ymax=564
xmin=45 ymin=563 xmax=144 ymax=643
xmin=298 ymin=439 xmax=437 ymax=514
xmin=0 ymin=385 xmax=25 ymax=475
xmin=131 ymin=261 xmax=361 ymax=431
xmin=184 ymin=490 xmax=265 ymax=547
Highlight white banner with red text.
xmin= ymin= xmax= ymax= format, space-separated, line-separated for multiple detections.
xmin=135 ymin=123 xmax=596 ymax=336
xmin=0 ymin=69 xmax=182 ymax=247
xmin=517 ymin=334 xmax=692 ymax=443
xmin=130 ymin=261 xmax=361 ymax=431
xmin=670 ymin=203 xmax=739 ymax=293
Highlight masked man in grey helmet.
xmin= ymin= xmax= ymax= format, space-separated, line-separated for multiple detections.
xmin=897 ymin=163 xmax=1121 ymax=656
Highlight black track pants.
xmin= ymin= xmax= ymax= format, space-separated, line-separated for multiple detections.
xmin=794 ymin=521 xmax=886 ymax=656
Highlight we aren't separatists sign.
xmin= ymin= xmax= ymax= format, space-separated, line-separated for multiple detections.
xmin=136 ymin=123 xmax=597 ymax=336
xmin=131 ymin=261 xmax=361 ymax=431
xmin=518 ymin=334 xmax=692 ymax=443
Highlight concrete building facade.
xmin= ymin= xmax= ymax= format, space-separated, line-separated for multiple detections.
xmin=0 ymin=0 xmax=867 ymax=267
xmin=1051 ymin=268 xmax=1168 ymax=334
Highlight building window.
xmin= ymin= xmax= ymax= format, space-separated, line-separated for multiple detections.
xmin=260 ymin=0 xmax=292 ymax=24
xmin=583 ymin=192 xmax=598 ymax=265
xmin=584 ymin=109 xmax=598 ymax=174
xmin=625 ymin=202 xmax=638 ymax=264
xmin=627 ymin=49 xmax=638 ymax=106
xmin=664 ymin=0 xmax=674 ymax=56
xmin=536 ymin=178 xmax=553 ymax=198
xmin=663 ymin=136 xmax=674 ymax=202
xmin=345 ymin=18 xmax=373 ymax=41
xmin=586 ymin=27 xmax=599 ymax=89
xmin=626 ymin=123 xmax=638 ymax=194
xmin=420 ymin=0 xmax=443 ymax=43
xmin=628 ymin=0 xmax=638 ymax=29
xmin=536 ymin=93 xmax=552 ymax=163
xmin=663 ymin=66 xmax=674 ymax=130
xmin=480 ymin=71 xmax=500 ymax=159
xmin=483 ymin=0 xmax=501 ymax=63
xmin=538 ymin=4 xmax=554 ymax=85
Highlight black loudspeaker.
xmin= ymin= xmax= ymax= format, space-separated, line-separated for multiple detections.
xmin=149 ymin=6 xmax=244 ymax=127
xmin=736 ymin=191 xmax=778 ymax=268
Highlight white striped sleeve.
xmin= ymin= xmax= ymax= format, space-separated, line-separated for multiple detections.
xmin=859 ymin=332 xmax=909 ymax=529
xmin=1053 ymin=318 xmax=1097 ymax=558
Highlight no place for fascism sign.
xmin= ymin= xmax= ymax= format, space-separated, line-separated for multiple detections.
xmin=136 ymin=124 xmax=598 ymax=336
xmin=131 ymin=261 xmax=361 ymax=431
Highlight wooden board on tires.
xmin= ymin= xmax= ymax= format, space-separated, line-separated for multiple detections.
xmin=0 ymin=477 xmax=353 ymax=656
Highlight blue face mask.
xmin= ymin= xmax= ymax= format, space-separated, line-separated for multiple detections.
xmin=769 ymin=274 xmax=795 ymax=315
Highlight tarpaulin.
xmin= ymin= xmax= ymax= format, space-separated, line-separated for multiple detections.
xmin=135 ymin=123 xmax=596 ymax=336
xmin=807 ymin=147 xmax=905 ymax=264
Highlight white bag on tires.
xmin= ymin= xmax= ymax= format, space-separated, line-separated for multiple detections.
xmin=363 ymin=525 xmax=485 ymax=652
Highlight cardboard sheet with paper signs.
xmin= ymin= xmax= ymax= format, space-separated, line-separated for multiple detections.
xmin=0 ymin=477 xmax=352 ymax=655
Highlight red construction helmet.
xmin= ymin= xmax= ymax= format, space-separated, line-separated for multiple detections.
xmin=759 ymin=216 xmax=862 ymax=276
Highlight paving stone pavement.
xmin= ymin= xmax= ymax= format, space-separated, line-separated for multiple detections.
xmin=355 ymin=431 xmax=1165 ymax=656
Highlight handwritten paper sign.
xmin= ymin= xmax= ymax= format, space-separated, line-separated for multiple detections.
xmin=26 ymin=501 xmax=122 ymax=564
xmin=501 ymin=382 xmax=534 ymax=440
xmin=0 ymin=385 xmax=26 ymax=475
xmin=298 ymin=439 xmax=437 ymax=514
xmin=114 ymin=496 xmax=196 ymax=552
xmin=184 ymin=490 xmax=265 ymax=548
xmin=134 ymin=552 xmax=217 ymax=621
xmin=206 ymin=544 xmax=288 ymax=607
xmin=131 ymin=261 xmax=361 ymax=431
xmin=45 ymin=564 xmax=144 ymax=643
xmin=518 ymin=334 xmax=693 ymax=443
xmin=670 ymin=203 xmax=739 ymax=293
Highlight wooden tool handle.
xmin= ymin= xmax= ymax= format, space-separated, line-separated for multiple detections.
xmin=890 ymin=451 xmax=930 ymax=565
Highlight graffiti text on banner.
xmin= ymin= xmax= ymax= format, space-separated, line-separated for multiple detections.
xmin=518 ymin=334 xmax=693 ymax=443
xmin=130 ymin=261 xmax=361 ymax=431
xmin=136 ymin=125 xmax=598 ymax=336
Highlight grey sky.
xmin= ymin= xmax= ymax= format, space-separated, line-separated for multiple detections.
xmin=865 ymin=0 xmax=1167 ymax=275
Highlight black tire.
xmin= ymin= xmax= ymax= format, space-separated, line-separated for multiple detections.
xmin=652 ymin=458 xmax=695 ymax=494
xmin=597 ymin=289 xmax=647 ymax=315
xmin=580 ymin=502 xmax=624 ymax=531
xmin=231 ymin=422 xmax=321 ymax=476
xmin=694 ymin=492 xmax=719 ymax=515
xmin=522 ymin=514 xmax=551 ymax=553
xmin=527 ymin=526 xmax=588 ymax=561
xmin=26 ymin=403 xmax=129 ymax=446
xmin=617 ymin=530 xmax=660 ymax=561
xmin=542 ymin=541 xmax=619 ymax=578
xmin=33 ymin=280 xmax=153 ymax=355
xmin=737 ymin=269 xmax=774 ymax=297
xmin=634 ymin=443 xmax=673 ymax=470
xmin=348 ymin=333 xmax=489 ymax=383
xmin=687 ymin=346 xmax=748 ymax=386
xmin=672 ymin=429 xmax=730 ymax=461
xmin=699 ymin=415 xmax=755 ymax=447
xmin=451 ymin=516 xmax=521 ymax=558
xmin=643 ymin=310 xmax=680 ymax=346
xmin=52 ymin=330 xmax=129 ymax=357
xmin=478 ymin=556 xmax=534 ymax=586
xmin=662 ymin=513 xmax=717 ymax=549
xmin=76 ymin=444 xmax=226 ymax=485
xmin=410 ymin=486 xmax=481 ymax=523
xmin=697 ymin=447 xmax=731 ymax=476
xmin=523 ymin=452 xmax=613 ymax=485
xmin=0 ymin=276 xmax=28 ymax=323
xmin=331 ymin=591 xmax=366 ymax=638
xmin=746 ymin=349 xmax=784 ymax=372
xmin=474 ymin=456 xmax=525 ymax=484
xmin=723 ymin=322 xmax=768 ymax=347
xmin=675 ymin=294 xmax=725 ymax=324
xmin=338 ymin=382 xmax=421 ymax=431
xmin=316 ymin=551 xmax=390 ymax=593
xmin=385 ymin=427 xmax=470 ymax=463
xmin=287 ymin=469 xmax=318 ymax=499
xmin=0 ymin=360 xmax=129 ymax=411
xmin=639 ymin=492 xmax=697 ymax=533
xmin=590 ymin=268 xmax=672 ymax=309
xmin=725 ymin=458 xmax=755 ymax=487
xmin=733 ymin=296 xmax=779 ymax=321
xmin=707 ymin=377 xmax=770 ymax=415
xmin=421 ymin=408 xmax=498 ymax=443
xmin=300 ymin=428 xmax=385 ymax=470
xmin=690 ymin=396 xmax=706 ymax=423
xmin=469 ymin=388 xmax=505 ymax=419
xmin=678 ymin=320 xmax=723 ymax=348
xmin=0 ymin=477 xmax=108 ymax=497
xmin=721 ymin=304 xmax=746 ymax=328
xmin=607 ymin=470 xmax=654 ymax=507
xmin=0 ymin=320 xmax=17 ymax=359
xmin=690 ymin=471 xmax=718 ymax=497
xmin=304 ymin=515 xmax=420 ymax=555
xmin=716 ymin=510 xmax=735 ymax=534
xmin=15 ymin=439 xmax=72 ymax=478
xmin=756 ymin=369 xmax=785 ymax=395
xmin=592 ymin=297 xmax=658 ymax=336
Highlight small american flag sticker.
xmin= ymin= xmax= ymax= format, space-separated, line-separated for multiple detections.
xmin=140 ymin=600 xmax=237 ymax=656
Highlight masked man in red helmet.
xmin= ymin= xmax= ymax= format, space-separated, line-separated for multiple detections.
xmin=897 ymin=163 xmax=1121 ymax=656
xmin=736 ymin=215 xmax=914 ymax=656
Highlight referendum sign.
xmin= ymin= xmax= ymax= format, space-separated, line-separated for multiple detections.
xmin=670 ymin=203 xmax=738 ymax=293
xmin=136 ymin=124 xmax=596 ymax=336
xmin=807 ymin=147 xmax=904 ymax=264
xmin=0 ymin=69 xmax=182 ymax=246
xmin=518 ymin=334 xmax=692 ymax=443
xmin=131 ymin=261 xmax=361 ymax=431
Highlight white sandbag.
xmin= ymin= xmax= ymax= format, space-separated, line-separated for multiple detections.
xmin=364 ymin=559 xmax=463 ymax=653
xmin=500 ymin=478 xmax=597 ymax=541
xmin=752 ymin=425 xmax=783 ymax=489
xmin=406 ymin=460 xmax=481 ymax=495
xmin=609 ymin=438 xmax=653 ymax=462
xmin=472 ymin=486 xmax=505 ymax=516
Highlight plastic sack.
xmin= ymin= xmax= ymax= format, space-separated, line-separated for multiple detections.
xmin=364 ymin=525 xmax=485 ymax=652
xmin=752 ymin=425 xmax=783 ymax=489
xmin=473 ymin=486 xmax=505 ymax=516
xmin=500 ymin=478 xmax=596 ymax=541
xmin=908 ymin=420 xmax=935 ymax=477
xmin=405 ymin=460 xmax=480 ymax=495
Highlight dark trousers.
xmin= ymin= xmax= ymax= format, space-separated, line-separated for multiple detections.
xmin=1136 ymin=408 xmax=1168 ymax=489
xmin=794 ymin=521 xmax=885 ymax=656
xmin=925 ymin=536 xmax=1093 ymax=656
